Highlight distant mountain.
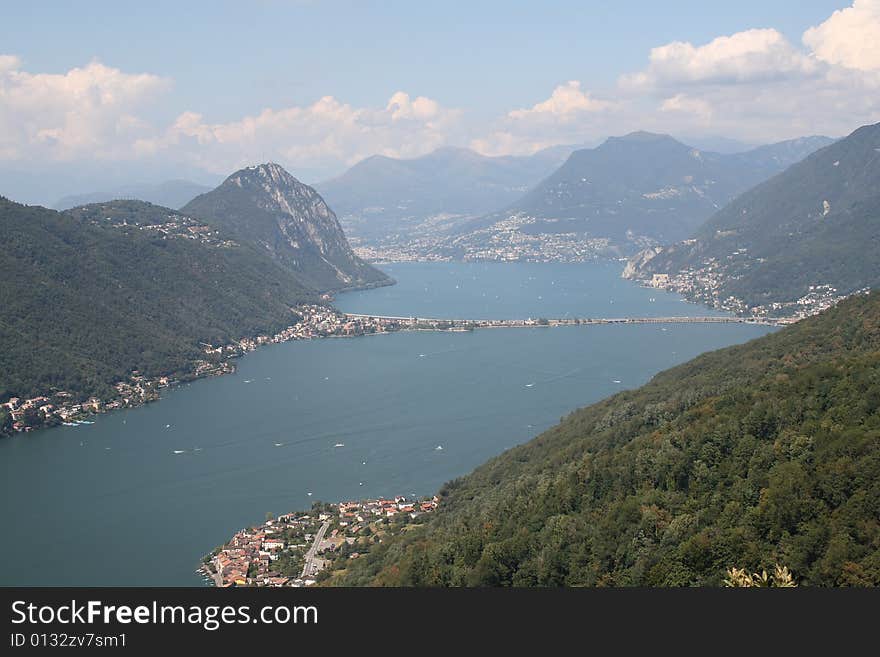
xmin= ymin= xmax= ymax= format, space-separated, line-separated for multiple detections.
xmin=452 ymin=133 xmax=834 ymax=256
xmin=731 ymin=136 xmax=838 ymax=171
xmin=676 ymin=135 xmax=758 ymax=154
xmin=315 ymin=146 xmax=575 ymax=243
xmin=0 ymin=197 xmax=314 ymax=407
xmin=625 ymin=123 xmax=880 ymax=314
xmin=53 ymin=180 xmax=212 ymax=211
xmin=182 ymin=164 xmax=389 ymax=292
xmin=330 ymin=291 xmax=880 ymax=586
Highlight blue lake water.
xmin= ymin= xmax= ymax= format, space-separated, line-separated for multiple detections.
xmin=0 ymin=262 xmax=773 ymax=585
xmin=336 ymin=260 xmax=729 ymax=319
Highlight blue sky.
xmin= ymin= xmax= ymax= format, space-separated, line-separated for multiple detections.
xmin=3 ymin=1 xmax=848 ymax=121
xmin=2 ymin=0 xmax=879 ymax=201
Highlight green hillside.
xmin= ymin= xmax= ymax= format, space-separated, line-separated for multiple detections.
xmin=333 ymin=292 xmax=880 ymax=586
xmin=0 ymin=197 xmax=313 ymax=405
xmin=627 ymin=123 xmax=880 ymax=309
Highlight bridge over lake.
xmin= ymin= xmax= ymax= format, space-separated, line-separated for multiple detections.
xmin=343 ymin=313 xmax=788 ymax=328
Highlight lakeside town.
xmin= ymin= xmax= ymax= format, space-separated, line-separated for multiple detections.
xmin=348 ymin=213 xmax=636 ymax=263
xmin=201 ymin=495 xmax=439 ymax=587
xmin=626 ymin=249 xmax=857 ymax=319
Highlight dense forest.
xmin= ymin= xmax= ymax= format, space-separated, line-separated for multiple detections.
xmin=0 ymin=197 xmax=314 ymax=404
xmin=332 ymin=292 xmax=880 ymax=586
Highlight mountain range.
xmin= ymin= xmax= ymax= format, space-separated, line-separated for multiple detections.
xmin=451 ymin=133 xmax=835 ymax=255
xmin=184 ymin=163 xmax=391 ymax=292
xmin=315 ymin=145 xmax=575 ymax=245
xmin=624 ymin=122 xmax=880 ymax=314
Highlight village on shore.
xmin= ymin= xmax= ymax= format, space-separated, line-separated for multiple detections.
xmin=626 ymin=248 xmax=858 ymax=320
xmin=200 ymin=495 xmax=439 ymax=587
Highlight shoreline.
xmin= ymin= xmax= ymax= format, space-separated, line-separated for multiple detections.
xmin=2 ymin=302 xmax=784 ymax=438
xmin=3 ymin=261 xmax=792 ymax=438
xmin=0 ymin=272 xmax=393 ymax=438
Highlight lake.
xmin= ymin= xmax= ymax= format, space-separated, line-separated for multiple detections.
xmin=0 ymin=262 xmax=773 ymax=585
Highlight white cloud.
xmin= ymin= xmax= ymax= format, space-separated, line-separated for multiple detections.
xmin=137 ymin=92 xmax=461 ymax=175
xmin=0 ymin=57 xmax=168 ymax=161
xmin=4 ymin=0 xmax=880 ymax=181
xmin=508 ymin=81 xmax=613 ymax=120
xmin=0 ymin=55 xmax=461 ymax=177
xmin=621 ymin=28 xmax=819 ymax=90
xmin=473 ymin=3 xmax=880 ymax=156
xmin=473 ymin=82 xmax=616 ymax=155
xmin=659 ymin=94 xmax=713 ymax=121
xmin=386 ymin=91 xmax=445 ymax=122
xmin=608 ymin=4 xmax=880 ymax=143
xmin=803 ymin=0 xmax=880 ymax=71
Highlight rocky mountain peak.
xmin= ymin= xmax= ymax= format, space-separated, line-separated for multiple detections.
xmin=226 ymin=162 xmax=302 ymax=190
xmin=182 ymin=163 xmax=391 ymax=292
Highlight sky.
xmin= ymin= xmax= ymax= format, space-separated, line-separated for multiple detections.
xmin=3 ymin=0 xmax=880 ymax=202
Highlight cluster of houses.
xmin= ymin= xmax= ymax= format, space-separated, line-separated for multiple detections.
xmin=641 ymin=254 xmax=740 ymax=312
xmin=329 ymin=496 xmax=439 ymax=564
xmin=204 ymin=495 xmax=441 ymax=587
xmin=350 ymin=213 xmax=624 ymax=264
xmin=638 ymin=251 xmax=850 ymax=320
xmin=200 ymin=304 xmax=408 ymax=361
xmin=205 ymin=513 xmax=321 ymax=588
xmin=761 ymin=285 xmax=860 ymax=320
xmin=338 ymin=496 xmax=438 ymax=525
xmin=1 ymin=395 xmax=67 ymax=433
xmin=92 ymin=207 xmax=237 ymax=248
xmin=454 ymin=213 xmax=616 ymax=263
xmin=1 ymin=372 xmax=173 ymax=434
xmin=352 ymin=241 xmax=454 ymax=263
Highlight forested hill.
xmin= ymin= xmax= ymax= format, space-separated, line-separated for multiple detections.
xmin=626 ymin=122 xmax=880 ymax=309
xmin=334 ymin=292 xmax=880 ymax=586
xmin=0 ymin=197 xmax=314 ymax=406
